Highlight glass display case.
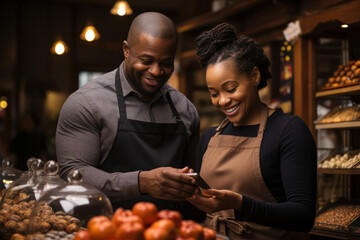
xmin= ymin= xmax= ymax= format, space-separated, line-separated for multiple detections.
xmin=0 ymin=159 xmax=44 ymax=237
xmin=312 ymin=25 xmax=360 ymax=239
xmin=26 ymin=169 xmax=113 ymax=240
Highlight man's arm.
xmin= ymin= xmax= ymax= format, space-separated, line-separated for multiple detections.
xmin=56 ymin=92 xmax=141 ymax=200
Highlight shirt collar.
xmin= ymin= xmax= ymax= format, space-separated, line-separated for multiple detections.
xmin=119 ymin=62 xmax=169 ymax=102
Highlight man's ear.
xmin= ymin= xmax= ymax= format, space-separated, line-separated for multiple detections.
xmin=123 ymin=40 xmax=129 ymax=59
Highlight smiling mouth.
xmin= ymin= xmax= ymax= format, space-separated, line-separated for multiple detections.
xmin=224 ymin=104 xmax=239 ymax=114
xmin=143 ymin=77 xmax=162 ymax=87
xmin=145 ymin=78 xmax=159 ymax=82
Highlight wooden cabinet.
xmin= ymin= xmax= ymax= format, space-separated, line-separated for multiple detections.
xmin=310 ymin=31 xmax=360 ymax=239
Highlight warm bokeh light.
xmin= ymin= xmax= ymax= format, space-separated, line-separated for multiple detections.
xmin=0 ymin=100 xmax=7 ymax=109
xmin=55 ymin=42 xmax=65 ymax=55
xmin=51 ymin=40 xmax=69 ymax=55
xmin=341 ymin=24 xmax=349 ymax=28
xmin=117 ymin=7 xmax=126 ymax=16
xmin=85 ymin=28 xmax=95 ymax=41
xmin=80 ymin=26 xmax=100 ymax=42
xmin=110 ymin=1 xmax=133 ymax=16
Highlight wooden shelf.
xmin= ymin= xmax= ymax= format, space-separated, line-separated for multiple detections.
xmin=177 ymin=0 xmax=265 ymax=33
xmin=315 ymin=85 xmax=360 ymax=98
xmin=318 ymin=168 xmax=360 ymax=175
xmin=310 ymin=228 xmax=360 ymax=240
xmin=310 ymin=228 xmax=350 ymax=239
xmin=315 ymin=121 xmax=360 ymax=129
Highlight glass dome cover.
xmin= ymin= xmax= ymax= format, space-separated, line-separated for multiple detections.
xmin=32 ymin=160 xmax=66 ymax=200
xmin=27 ymin=169 xmax=113 ymax=240
xmin=15 ymin=157 xmax=41 ymax=185
xmin=0 ymin=158 xmax=45 ymax=235
xmin=1 ymin=158 xmax=44 ymax=206
xmin=1 ymin=157 xmax=23 ymax=190
xmin=0 ymin=157 xmax=37 ymax=214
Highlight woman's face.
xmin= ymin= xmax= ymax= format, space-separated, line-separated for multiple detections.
xmin=206 ymin=59 xmax=261 ymax=126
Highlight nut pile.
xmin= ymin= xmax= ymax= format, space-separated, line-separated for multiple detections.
xmin=323 ymin=60 xmax=360 ymax=89
xmin=25 ymin=230 xmax=77 ymax=240
xmin=318 ymin=152 xmax=360 ymax=169
xmin=28 ymin=203 xmax=81 ymax=234
xmin=0 ymin=192 xmax=81 ymax=237
xmin=0 ymin=192 xmax=33 ymax=234
xmin=315 ymin=205 xmax=360 ymax=231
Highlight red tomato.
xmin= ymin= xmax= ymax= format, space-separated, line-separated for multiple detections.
xmin=179 ymin=220 xmax=204 ymax=240
xmin=144 ymin=227 xmax=174 ymax=240
xmin=112 ymin=208 xmax=144 ymax=227
xmin=113 ymin=207 xmax=125 ymax=217
xmin=203 ymin=228 xmax=216 ymax=240
xmin=115 ymin=221 xmax=145 ymax=240
xmin=151 ymin=219 xmax=176 ymax=239
xmin=88 ymin=217 xmax=117 ymax=240
xmin=73 ymin=230 xmax=91 ymax=240
xmin=158 ymin=210 xmax=182 ymax=228
xmin=132 ymin=202 xmax=159 ymax=226
xmin=175 ymin=237 xmax=196 ymax=240
xmin=87 ymin=215 xmax=110 ymax=229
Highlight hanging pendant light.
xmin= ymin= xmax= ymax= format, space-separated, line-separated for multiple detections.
xmin=110 ymin=1 xmax=133 ymax=16
xmin=50 ymin=40 xmax=69 ymax=55
xmin=80 ymin=25 xmax=100 ymax=42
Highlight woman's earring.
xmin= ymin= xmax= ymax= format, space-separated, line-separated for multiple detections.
xmin=255 ymin=81 xmax=260 ymax=86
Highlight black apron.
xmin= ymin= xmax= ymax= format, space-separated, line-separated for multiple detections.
xmin=100 ymin=67 xmax=188 ymax=211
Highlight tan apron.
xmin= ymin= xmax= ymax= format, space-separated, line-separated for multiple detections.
xmin=200 ymin=106 xmax=296 ymax=240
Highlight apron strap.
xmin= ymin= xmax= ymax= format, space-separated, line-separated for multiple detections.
xmin=215 ymin=118 xmax=230 ymax=136
xmin=257 ymin=105 xmax=269 ymax=138
xmin=115 ymin=66 xmax=182 ymax=122
xmin=166 ymin=93 xmax=182 ymax=122
xmin=215 ymin=104 xmax=269 ymax=137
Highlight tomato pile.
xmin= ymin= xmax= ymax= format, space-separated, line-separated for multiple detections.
xmin=74 ymin=202 xmax=217 ymax=240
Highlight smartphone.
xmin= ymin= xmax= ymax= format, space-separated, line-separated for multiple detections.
xmin=184 ymin=172 xmax=210 ymax=189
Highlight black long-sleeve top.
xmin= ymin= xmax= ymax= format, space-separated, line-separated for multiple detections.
xmin=196 ymin=108 xmax=317 ymax=232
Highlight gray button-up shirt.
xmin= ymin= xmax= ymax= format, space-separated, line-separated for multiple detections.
xmin=56 ymin=62 xmax=200 ymax=200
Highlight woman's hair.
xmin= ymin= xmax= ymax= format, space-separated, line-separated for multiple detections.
xmin=194 ymin=23 xmax=271 ymax=89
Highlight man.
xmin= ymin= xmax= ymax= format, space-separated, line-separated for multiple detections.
xmin=56 ymin=12 xmax=200 ymax=211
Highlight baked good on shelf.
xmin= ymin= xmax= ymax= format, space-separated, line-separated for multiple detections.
xmin=322 ymin=60 xmax=360 ymax=90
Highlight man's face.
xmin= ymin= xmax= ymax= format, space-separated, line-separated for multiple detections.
xmin=123 ymin=34 xmax=176 ymax=98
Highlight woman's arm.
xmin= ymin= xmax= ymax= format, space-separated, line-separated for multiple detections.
xmin=235 ymin=117 xmax=317 ymax=232
xmin=191 ymin=117 xmax=317 ymax=232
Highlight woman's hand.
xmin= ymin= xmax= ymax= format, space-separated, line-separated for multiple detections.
xmin=187 ymin=188 xmax=243 ymax=213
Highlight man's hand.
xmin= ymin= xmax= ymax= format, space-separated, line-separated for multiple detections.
xmin=139 ymin=167 xmax=197 ymax=201
xmin=187 ymin=188 xmax=243 ymax=213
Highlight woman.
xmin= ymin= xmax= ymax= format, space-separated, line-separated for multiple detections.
xmin=187 ymin=23 xmax=317 ymax=239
